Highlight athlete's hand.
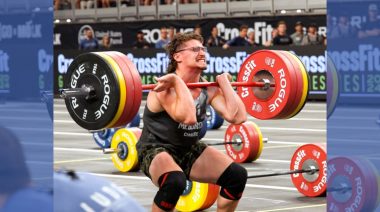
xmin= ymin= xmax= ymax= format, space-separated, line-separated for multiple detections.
xmin=153 ymin=74 xmax=179 ymax=92
xmin=216 ymin=73 xmax=232 ymax=86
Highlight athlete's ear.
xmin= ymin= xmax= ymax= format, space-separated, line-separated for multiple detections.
xmin=174 ymin=52 xmax=182 ymax=63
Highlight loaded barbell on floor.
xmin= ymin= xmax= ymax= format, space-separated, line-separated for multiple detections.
xmin=92 ymin=113 xmax=141 ymax=148
xmin=101 ymin=125 xmax=326 ymax=197
xmin=60 ymin=50 xmax=309 ymax=130
xmin=222 ymin=121 xmax=265 ymax=162
xmin=102 ymin=127 xmax=326 ymax=212
xmin=327 ymin=156 xmax=380 ymax=211
xmin=103 ymin=121 xmax=266 ymax=163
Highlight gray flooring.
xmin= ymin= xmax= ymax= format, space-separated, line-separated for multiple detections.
xmin=54 ymin=99 xmax=327 ymax=212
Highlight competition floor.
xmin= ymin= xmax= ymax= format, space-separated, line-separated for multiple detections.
xmin=54 ymin=99 xmax=327 ymax=212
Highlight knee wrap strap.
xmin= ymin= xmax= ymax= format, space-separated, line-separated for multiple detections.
xmin=217 ymin=163 xmax=247 ymax=200
xmin=154 ymin=171 xmax=186 ymax=210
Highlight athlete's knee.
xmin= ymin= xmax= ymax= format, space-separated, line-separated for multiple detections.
xmin=216 ymin=163 xmax=247 ymax=200
xmin=154 ymin=171 xmax=187 ymax=210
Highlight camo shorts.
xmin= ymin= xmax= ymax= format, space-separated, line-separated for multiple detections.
xmin=137 ymin=142 xmax=207 ymax=179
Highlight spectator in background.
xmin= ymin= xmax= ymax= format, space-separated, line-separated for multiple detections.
xmin=155 ymin=27 xmax=170 ymax=49
xmin=102 ymin=0 xmax=111 ymax=7
xmin=273 ymin=21 xmax=292 ymax=45
xmin=78 ymin=0 xmax=94 ymax=9
xmin=330 ymin=13 xmax=357 ymax=39
xmin=79 ymin=28 xmax=99 ymax=50
xmin=132 ymin=31 xmax=150 ymax=49
xmin=194 ymin=24 xmax=205 ymax=45
xmin=223 ymin=25 xmax=250 ymax=49
xmin=263 ymin=28 xmax=278 ymax=47
xmin=247 ymin=30 xmax=260 ymax=47
xmin=301 ymin=23 xmax=323 ymax=45
xmin=54 ymin=0 xmax=71 ymax=10
xmin=168 ymin=27 xmax=176 ymax=42
xmin=194 ymin=24 xmax=202 ymax=35
xmin=206 ymin=26 xmax=226 ymax=47
xmin=358 ymin=4 xmax=380 ymax=39
xmin=290 ymin=21 xmax=305 ymax=46
xmin=100 ymin=34 xmax=112 ymax=49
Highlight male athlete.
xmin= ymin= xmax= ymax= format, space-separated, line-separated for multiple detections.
xmin=137 ymin=32 xmax=248 ymax=212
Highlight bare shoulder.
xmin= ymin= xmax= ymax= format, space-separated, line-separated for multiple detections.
xmin=147 ymin=88 xmax=176 ymax=113
xmin=146 ymin=91 xmax=164 ymax=113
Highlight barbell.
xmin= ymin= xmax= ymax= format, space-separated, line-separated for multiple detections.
xmin=60 ymin=50 xmax=309 ymax=130
xmin=327 ymin=156 xmax=380 ymax=211
xmin=92 ymin=113 xmax=141 ymax=148
xmin=102 ymin=123 xmax=326 ymax=197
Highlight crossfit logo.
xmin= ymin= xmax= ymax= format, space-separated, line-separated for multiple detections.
xmin=269 ymin=69 xmax=286 ymax=113
xmin=57 ymin=54 xmax=74 ymax=74
xmin=38 ymin=49 xmax=53 ymax=73
xmin=95 ymin=74 xmax=111 ymax=120
xmin=0 ymin=50 xmax=9 ymax=72
xmin=292 ymin=150 xmax=306 ymax=177
xmin=240 ymin=59 xmax=256 ymax=98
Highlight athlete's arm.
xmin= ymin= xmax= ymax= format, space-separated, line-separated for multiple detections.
xmin=147 ymin=74 xmax=197 ymax=125
xmin=207 ymin=73 xmax=247 ymax=124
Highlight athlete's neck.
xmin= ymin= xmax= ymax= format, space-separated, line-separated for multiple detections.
xmin=175 ymin=69 xmax=201 ymax=83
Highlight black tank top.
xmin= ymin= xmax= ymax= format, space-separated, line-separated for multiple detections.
xmin=138 ymin=87 xmax=208 ymax=150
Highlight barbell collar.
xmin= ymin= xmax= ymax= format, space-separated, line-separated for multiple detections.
xmin=261 ymin=79 xmax=271 ymax=90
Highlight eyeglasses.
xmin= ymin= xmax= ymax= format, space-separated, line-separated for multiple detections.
xmin=176 ymin=46 xmax=207 ymax=53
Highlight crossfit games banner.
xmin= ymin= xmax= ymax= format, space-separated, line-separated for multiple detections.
xmin=54 ymin=46 xmax=326 ymax=99
xmin=54 ymin=15 xmax=326 ymax=49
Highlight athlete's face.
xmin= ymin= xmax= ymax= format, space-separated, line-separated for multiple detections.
xmin=175 ymin=39 xmax=207 ymax=71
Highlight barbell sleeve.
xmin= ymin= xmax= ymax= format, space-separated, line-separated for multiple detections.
xmin=327 ymin=186 xmax=352 ymax=193
xmin=141 ymin=81 xmax=275 ymax=90
xmin=247 ymin=168 xmax=319 ymax=179
xmin=102 ymin=148 xmax=119 ymax=154
xmin=60 ymin=86 xmax=95 ymax=99
xmin=205 ymin=137 xmax=269 ymax=146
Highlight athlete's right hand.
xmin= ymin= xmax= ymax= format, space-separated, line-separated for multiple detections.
xmin=153 ymin=74 xmax=179 ymax=92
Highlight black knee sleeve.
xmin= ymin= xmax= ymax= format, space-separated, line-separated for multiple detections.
xmin=216 ymin=163 xmax=247 ymax=200
xmin=154 ymin=171 xmax=187 ymax=210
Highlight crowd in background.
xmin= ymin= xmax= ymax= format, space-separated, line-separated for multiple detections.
xmin=78 ymin=20 xmax=327 ymax=50
xmin=54 ymin=0 xmax=225 ymax=9
xmin=78 ymin=1 xmax=380 ymax=51
xmin=328 ymin=3 xmax=380 ymax=40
